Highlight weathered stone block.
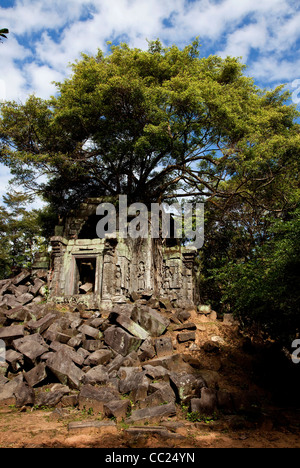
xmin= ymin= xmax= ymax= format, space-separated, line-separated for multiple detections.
xmin=173 ymin=322 xmax=196 ymax=331
xmin=169 ymin=372 xmax=206 ymax=403
xmin=46 ymin=350 xmax=84 ymax=389
xmin=12 ymin=270 xmax=31 ymax=286
xmin=43 ymin=321 xmax=61 ymax=342
xmin=84 ymin=349 xmax=112 ymax=367
xmin=12 ymin=284 xmax=30 ymax=297
xmin=104 ymin=326 xmax=141 ymax=357
xmin=0 ymin=280 xmax=11 ymax=296
xmin=143 ymin=365 xmax=170 ymax=380
xmin=115 ymin=314 xmax=150 ymax=340
xmin=79 ymin=283 xmax=94 ymax=294
xmin=29 ymin=278 xmax=45 ymax=296
xmin=177 ymin=331 xmax=196 ymax=343
xmin=16 ymin=293 xmax=34 ymax=306
xmin=77 ymin=347 xmax=90 ymax=360
xmin=139 ymin=390 xmax=169 ymax=409
xmin=126 ymin=402 xmax=176 ymax=425
xmin=13 ymin=334 xmax=49 ymax=365
xmin=0 ymin=374 xmax=24 ymax=406
xmin=26 ymin=313 xmax=57 ymax=334
xmin=49 ymin=341 xmax=85 ymax=367
xmin=59 ymin=311 xmax=83 ymax=330
xmin=56 ymin=330 xmax=74 ymax=344
xmin=118 ymin=367 xmax=149 ymax=395
xmin=14 ymin=381 xmax=35 ymax=407
xmin=0 ymin=325 xmax=24 ymax=343
xmin=82 ymin=339 xmax=103 ymax=352
xmin=60 ymin=393 xmax=79 ymax=407
xmin=3 ymin=295 xmax=23 ymax=309
xmin=145 ymin=353 xmax=194 ymax=373
xmin=175 ymin=309 xmax=191 ymax=323
xmin=68 ymin=420 xmax=117 ymax=435
xmin=159 ymin=298 xmax=173 ymax=310
xmin=131 ymin=306 xmax=170 ymax=337
xmin=81 ymin=365 xmax=109 ymax=385
xmin=138 ymin=338 xmax=156 ymax=361
xmin=78 ymin=384 xmax=120 ymax=414
xmin=130 ymin=291 xmax=141 ymax=302
xmin=203 ymin=340 xmax=220 ymax=353
xmin=35 ymin=385 xmax=70 ymax=407
xmin=103 ymin=399 xmax=130 ymax=421
xmin=155 ymin=336 xmax=173 ymax=358
xmin=130 ymin=381 xmax=149 ymax=403
xmin=5 ymin=306 xmax=30 ymax=322
xmin=24 ymin=362 xmax=48 ymax=387
xmin=190 ymin=388 xmax=217 ymax=415
xmin=148 ymin=382 xmax=176 ymax=403
xmin=78 ymin=324 xmax=102 ymax=340
xmin=125 ymin=426 xmax=181 ymax=439
xmin=67 ymin=334 xmax=83 ymax=348
xmin=106 ymin=352 xmax=137 ymax=375
xmin=5 ymin=349 xmax=24 ymax=372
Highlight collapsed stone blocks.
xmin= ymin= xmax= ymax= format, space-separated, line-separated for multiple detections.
xmin=0 ymin=269 xmax=242 ymax=427
xmin=104 ymin=326 xmax=141 ymax=357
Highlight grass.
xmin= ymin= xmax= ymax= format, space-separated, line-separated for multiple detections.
xmin=186 ymin=411 xmax=219 ymax=424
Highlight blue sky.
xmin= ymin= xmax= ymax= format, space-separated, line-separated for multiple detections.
xmin=0 ymin=0 xmax=300 ymax=202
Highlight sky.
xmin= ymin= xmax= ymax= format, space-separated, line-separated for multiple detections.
xmin=0 ymin=0 xmax=300 ymax=203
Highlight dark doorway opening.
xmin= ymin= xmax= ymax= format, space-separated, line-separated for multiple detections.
xmin=75 ymin=257 xmax=96 ymax=294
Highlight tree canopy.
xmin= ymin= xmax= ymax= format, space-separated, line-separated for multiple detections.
xmin=1 ymin=39 xmax=298 ymax=218
xmin=0 ymin=191 xmax=45 ymax=278
xmin=0 ymin=39 xmax=299 ymax=344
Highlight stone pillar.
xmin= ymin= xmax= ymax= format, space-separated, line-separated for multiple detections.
xmin=49 ymin=236 xmax=68 ymax=297
xmin=182 ymin=248 xmax=197 ymax=305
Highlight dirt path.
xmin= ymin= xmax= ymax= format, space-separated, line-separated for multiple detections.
xmin=0 ymin=407 xmax=299 ymax=448
xmin=1 ymin=310 xmax=299 ymax=449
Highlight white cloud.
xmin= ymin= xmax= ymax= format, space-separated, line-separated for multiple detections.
xmin=249 ymin=56 xmax=300 ymax=84
xmin=217 ymin=21 xmax=268 ymax=61
xmin=23 ymin=63 xmax=65 ymax=99
xmin=0 ymin=0 xmax=299 ymax=205
xmin=0 ymin=0 xmax=91 ymax=36
xmin=1 ymin=0 xmax=299 ymax=102
xmin=0 ymin=166 xmax=12 ymax=203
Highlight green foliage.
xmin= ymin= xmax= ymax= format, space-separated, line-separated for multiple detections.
xmin=0 ymin=190 xmax=46 ymax=279
xmin=207 ymin=207 xmax=300 ymax=345
xmin=1 ymin=40 xmax=298 ymax=219
xmin=0 ymin=29 xmax=9 ymax=42
xmin=0 ymin=39 xmax=299 ymax=345
xmin=186 ymin=411 xmax=218 ymax=423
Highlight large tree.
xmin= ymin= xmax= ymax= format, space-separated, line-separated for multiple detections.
xmin=0 ymin=39 xmax=298 ymax=220
xmin=0 ymin=191 xmax=45 ymax=279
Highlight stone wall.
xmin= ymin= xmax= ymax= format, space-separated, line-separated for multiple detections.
xmin=49 ymin=200 xmax=197 ymax=310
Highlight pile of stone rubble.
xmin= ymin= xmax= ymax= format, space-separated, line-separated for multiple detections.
xmin=0 ymin=272 xmax=238 ymax=425
xmin=0 ymin=270 xmax=47 ymax=309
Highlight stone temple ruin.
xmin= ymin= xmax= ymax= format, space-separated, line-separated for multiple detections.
xmin=48 ymin=198 xmax=197 ymax=310
xmin=0 ymin=198 xmax=252 ymax=431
